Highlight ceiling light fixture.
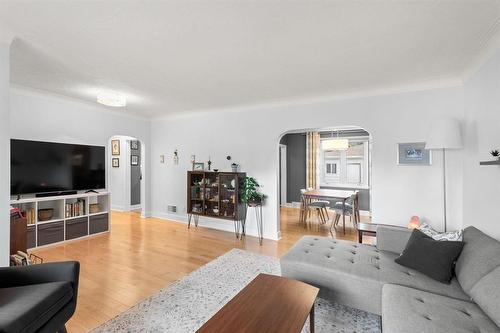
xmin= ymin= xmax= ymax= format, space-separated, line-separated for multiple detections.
xmin=321 ymin=130 xmax=349 ymax=150
xmin=97 ymin=91 xmax=127 ymax=107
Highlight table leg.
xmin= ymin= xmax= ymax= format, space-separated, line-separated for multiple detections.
xmin=310 ymin=303 xmax=315 ymax=333
xmin=358 ymin=230 xmax=362 ymax=243
xmin=342 ymin=199 xmax=346 ymax=235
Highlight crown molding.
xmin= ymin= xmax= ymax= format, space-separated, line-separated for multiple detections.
xmin=10 ymin=84 xmax=151 ymax=122
xmin=461 ymin=17 xmax=500 ymax=83
xmin=153 ymin=76 xmax=463 ymax=121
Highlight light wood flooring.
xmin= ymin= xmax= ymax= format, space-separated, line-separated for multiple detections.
xmin=33 ymin=207 xmax=373 ymax=332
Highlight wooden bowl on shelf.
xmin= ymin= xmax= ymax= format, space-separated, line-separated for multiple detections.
xmin=38 ymin=208 xmax=54 ymax=221
xmin=89 ymin=204 xmax=100 ymax=214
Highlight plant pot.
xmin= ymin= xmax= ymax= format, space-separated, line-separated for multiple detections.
xmin=247 ymin=199 xmax=262 ymax=207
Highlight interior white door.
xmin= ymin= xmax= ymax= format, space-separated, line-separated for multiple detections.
xmin=279 ymin=144 xmax=287 ymax=205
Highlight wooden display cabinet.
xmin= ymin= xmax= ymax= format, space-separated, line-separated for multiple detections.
xmin=187 ymin=171 xmax=247 ymax=237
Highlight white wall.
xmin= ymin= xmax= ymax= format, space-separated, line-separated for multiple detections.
xmin=0 ymin=42 xmax=10 ymax=266
xmin=463 ymin=47 xmax=500 ymax=239
xmin=9 ymin=87 xmax=152 ymax=216
xmin=151 ymin=86 xmax=464 ymax=239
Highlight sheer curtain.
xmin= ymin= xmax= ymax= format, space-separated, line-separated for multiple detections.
xmin=306 ymin=132 xmax=320 ymax=189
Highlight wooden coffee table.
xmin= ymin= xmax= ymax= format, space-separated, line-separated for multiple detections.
xmin=196 ymin=273 xmax=319 ymax=333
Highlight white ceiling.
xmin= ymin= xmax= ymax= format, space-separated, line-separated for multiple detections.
xmin=1 ymin=1 xmax=500 ymax=118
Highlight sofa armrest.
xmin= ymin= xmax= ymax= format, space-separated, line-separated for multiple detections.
xmin=0 ymin=261 xmax=80 ymax=291
xmin=376 ymin=226 xmax=412 ymax=254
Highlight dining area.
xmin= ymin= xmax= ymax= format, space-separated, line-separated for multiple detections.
xmin=299 ymin=188 xmax=360 ymax=234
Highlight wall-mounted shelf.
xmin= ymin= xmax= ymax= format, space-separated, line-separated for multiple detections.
xmin=479 ymin=160 xmax=500 ymax=165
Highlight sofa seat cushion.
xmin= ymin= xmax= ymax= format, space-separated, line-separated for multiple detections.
xmin=382 ymin=284 xmax=500 ymax=333
xmin=280 ymin=236 xmax=469 ymax=315
xmin=0 ymin=281 xmax=73 ymax=333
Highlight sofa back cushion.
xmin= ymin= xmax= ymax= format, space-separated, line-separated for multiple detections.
xmin=455 ymin=226 xmax=500 ymax=293
xmin=470 ymin=266 xmax=500 ymax=328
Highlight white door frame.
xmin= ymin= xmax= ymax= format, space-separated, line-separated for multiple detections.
xmin=279 ymin=144 xmax=287 ymax=206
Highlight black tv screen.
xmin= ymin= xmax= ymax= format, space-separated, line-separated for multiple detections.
xmin=11 ymin=139 xmax=106 ymax=195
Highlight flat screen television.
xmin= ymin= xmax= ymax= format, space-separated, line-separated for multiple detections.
xmin=11 ymin=139 xmax=106 ymax=195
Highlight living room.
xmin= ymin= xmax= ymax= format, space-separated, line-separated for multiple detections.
xmin=1 ymin=1 xmax=500 ymax=333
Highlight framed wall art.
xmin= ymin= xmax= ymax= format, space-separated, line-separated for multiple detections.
xmin=397 ymin=142 xmax=432 ymax=166
xmin=111 ymin=139 xmax=120 ymax=155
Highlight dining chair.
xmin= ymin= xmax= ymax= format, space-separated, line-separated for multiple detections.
xmin=305 ymin=188 xmax=330 ymax=221
xmin=300 ymin=189 xmax=328 ymax=229
xmin=331 ymin=191 xmax=360 ymax=231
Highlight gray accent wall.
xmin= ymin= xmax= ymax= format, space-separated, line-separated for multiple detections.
xmin=279 ymin=133 xmax=306 ymax=204
xmin=130 ymin=141 xmax=141 ymax=206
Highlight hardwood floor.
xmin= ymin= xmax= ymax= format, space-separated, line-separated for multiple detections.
xmin=32 ymin=207 xmax=373 ymax=332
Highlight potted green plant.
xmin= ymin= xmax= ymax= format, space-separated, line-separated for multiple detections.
xmin=241 ymin=176 xmax=266 ymax=206
xmin=490 ymin=149 xmax=500 ymax=159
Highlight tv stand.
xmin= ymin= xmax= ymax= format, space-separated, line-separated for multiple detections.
xmin=36 ymin=190 xmax=77 ymax=198
xmin=85 ymin=190 xmax=99 ymax=194
xmin=10 ymin=191 xmax=110 ymax=250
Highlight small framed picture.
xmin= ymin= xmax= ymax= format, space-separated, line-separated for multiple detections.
xmin=397 ymin=142 xmax=432 ymax=166
xmin=112 ymin=158 xmax=119 ymax=168
xmin=131 ymin=155 xmax=139 ymax=166
xmin=193 ymin=162 xmax=204 ymax=171
xmin=131 ymin=140 xmax=139 ymax=150
xmin=111 ymin=139 xmax=120 ymax=155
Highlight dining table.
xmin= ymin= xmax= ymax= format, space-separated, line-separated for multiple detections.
xmin=301 ymin=189 xmax=356 ymax=234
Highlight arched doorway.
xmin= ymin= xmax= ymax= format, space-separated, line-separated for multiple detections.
xmin=108 ymin=135 xmax=147 ymax=217
xmin=277 ymin=126 xmax=372 ymax=239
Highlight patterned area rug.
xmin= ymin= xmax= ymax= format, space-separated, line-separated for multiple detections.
xmin=91 ymin=249 xmax=381 ymax=333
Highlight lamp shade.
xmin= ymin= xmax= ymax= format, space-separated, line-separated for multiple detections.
xmin=322 ymin=138 xmax=349 ymax=150
xmin=425 ymin=118 xmax=462 ymax=150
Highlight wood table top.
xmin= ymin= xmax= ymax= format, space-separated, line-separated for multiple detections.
xmin=196 ymin=273 xmax=319 ymax=333
xmin=303 ymin=189 xmax=355 ymax=199
xmin=357 ymin=222 xmax=379 ymax=232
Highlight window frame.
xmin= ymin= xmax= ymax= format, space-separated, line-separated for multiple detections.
xmin=319 ymin=136 xmax=370 ymax=189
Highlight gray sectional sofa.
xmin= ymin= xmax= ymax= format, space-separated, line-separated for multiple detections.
xmin=280 ymin=226 xmax=500 ymax=332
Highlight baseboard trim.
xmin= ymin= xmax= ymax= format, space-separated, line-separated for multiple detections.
xmin=151 ymin=211 xmax=279 ymax=241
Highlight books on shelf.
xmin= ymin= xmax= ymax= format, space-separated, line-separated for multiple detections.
xmin=65 ymin=199 xmax=85 ymax=218
xmin=25 ymin=208 xmax=36 ymax=224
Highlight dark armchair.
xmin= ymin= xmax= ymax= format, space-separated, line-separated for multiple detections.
xmin=0 ymin=261 xmax=80 ymax=333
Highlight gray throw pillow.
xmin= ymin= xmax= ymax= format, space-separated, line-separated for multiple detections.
xmin=395 ymin=229 xmax=465 ymax=283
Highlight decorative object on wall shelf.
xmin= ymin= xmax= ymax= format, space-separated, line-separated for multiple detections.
xmin=131 ymin=140 xmax=139 ymax=150
xmin=173 ymin=150 xmax=179 ymax=165
xmin=112 ymin=158 xmax=119 ymax=168
xmin=111 ymin=139 xmax=120 ymax=155
xmin=207 ymin=156 xmax=212 ymax=170
xmin=131 ymin=155 xmax=139 ymax=166
xmin=397 ymin=142 xmax=432 ymax=166
xmin=193 ymin=162 xmax=204 ymax=171
xmin=490 ymin=149 xmax=499 ymax=159
xmin=231 ymin=163 xmax=239 ymax=172
xmin=213 ymin=169 xmax=219 ymax=172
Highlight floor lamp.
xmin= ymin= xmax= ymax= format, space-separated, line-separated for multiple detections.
xmin=425 ymin=118 xmax=463 ymax=232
